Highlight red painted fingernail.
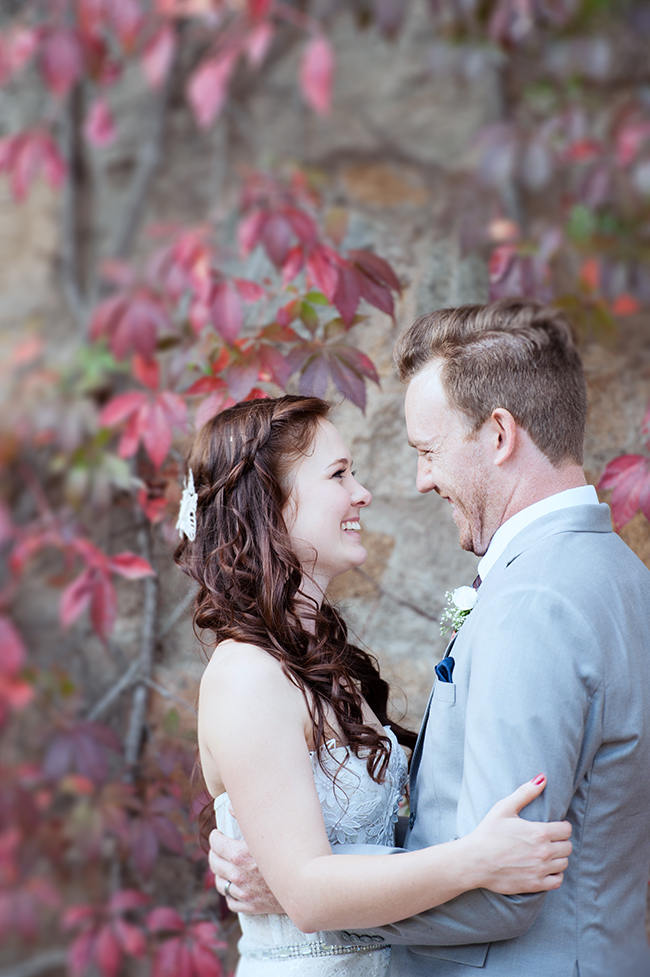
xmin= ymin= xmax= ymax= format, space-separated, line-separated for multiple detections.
xmin=532 ymin=774 xmax=545 ymax=785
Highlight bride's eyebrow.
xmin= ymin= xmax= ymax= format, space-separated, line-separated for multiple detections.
xmin=326 ymin=457 xmax=351 ymax=470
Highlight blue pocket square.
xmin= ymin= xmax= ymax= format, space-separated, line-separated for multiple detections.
xmin=435 ymin=656 xmax=455 ymax=683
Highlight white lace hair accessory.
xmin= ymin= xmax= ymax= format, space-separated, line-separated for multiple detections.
xmin=176 ymin=468 xmax=197 ymax=541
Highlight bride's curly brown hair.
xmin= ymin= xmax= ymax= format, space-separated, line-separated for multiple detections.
xmin=175 ymin=395 xmax=415 ymax=800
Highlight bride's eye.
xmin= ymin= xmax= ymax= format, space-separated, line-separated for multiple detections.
xmin=332 ymin=469 xmax=346 ymax=479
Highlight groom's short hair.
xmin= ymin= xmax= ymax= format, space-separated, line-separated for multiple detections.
xmin=394 ymin=299 xmax=587 ymax=465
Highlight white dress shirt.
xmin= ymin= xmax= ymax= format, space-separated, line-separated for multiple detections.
xmin=477 ymin=484 xmax=600 ymax=583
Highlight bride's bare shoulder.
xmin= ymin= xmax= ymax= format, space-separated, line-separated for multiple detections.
xmin=200 ymin=638 xmax=289 ymax=699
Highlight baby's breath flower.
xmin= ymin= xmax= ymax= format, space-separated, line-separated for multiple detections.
xmin=440 ymin=585 xmax=477 ymax=636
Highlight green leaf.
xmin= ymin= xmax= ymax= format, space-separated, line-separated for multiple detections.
xmin=299 ymin=301 xmax=319 ymax=331
xmin=567 ymin=205 xmax=596 ymax=242
xmin=303 ymin=290 xmax=329 ymax=305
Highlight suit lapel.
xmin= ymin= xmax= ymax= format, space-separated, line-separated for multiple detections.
xmin=410 ymin=633 xmax=457 ymax=791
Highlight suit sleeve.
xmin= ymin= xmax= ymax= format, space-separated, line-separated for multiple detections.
xmin=345 ymin=581 xmax=602 ymax=950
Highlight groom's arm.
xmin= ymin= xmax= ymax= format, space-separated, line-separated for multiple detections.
xmin=348 ymin=583 xmax=598 ymax=949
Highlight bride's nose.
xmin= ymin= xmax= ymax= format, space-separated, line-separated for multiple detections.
xmin=352 ymin=478 xmax=372 ymax=508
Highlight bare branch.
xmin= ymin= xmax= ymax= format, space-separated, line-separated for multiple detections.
xmin=144 ymin=677 xmax=196 ymax=715
xmin=110 ymin=30 xmax=181 ymax=261
xmin=158 ymin=585 xmax=196 ymax=639
xmin=123 ymin=517 xmax=159 ymax=776
xmin=60 ymin=84 xmax=89 ymax=332
xmin=0 ymin=949 xmax=67 ymax=977
xmin=352 ymin=568 xmax=439 ymax=622
xmin=86 ymin=655 xmax=140 ymax=721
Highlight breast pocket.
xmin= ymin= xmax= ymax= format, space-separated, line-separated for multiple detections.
xmin=433 ymin=676 xmax=456 ymax=705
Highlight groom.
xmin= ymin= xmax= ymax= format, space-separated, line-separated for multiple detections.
xmin=209 ymin=299 xmax=650 ymax=976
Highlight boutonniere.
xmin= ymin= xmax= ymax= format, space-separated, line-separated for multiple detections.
xmin=440 ymin=586 xmax=477 ymax=637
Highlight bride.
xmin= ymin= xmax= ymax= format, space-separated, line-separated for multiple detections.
xmin=174 ymin=395 xmax=572 ymax=975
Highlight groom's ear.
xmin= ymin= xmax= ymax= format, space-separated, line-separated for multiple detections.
xmin=489 ymin=408 xmax=517 ymax=466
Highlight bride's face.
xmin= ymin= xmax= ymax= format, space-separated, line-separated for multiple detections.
xmin=283 ymin=420 xmax=371 ymax=590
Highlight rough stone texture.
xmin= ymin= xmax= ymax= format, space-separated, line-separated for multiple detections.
xmin=2 ymin=2 xmax=648 ymax=743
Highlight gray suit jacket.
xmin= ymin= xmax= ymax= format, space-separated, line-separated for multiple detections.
xmin=337 ymin=503 xmax=650 ymax=976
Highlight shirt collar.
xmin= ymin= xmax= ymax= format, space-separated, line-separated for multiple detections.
xmin=477 ymin=484 xmax=599 ymax=583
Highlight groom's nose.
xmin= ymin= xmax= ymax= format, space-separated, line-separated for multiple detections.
xmin=416 ymin=458 xmax=436 ymax=494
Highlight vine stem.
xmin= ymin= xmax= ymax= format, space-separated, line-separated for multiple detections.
xmin=0 ymin=949 xmax=67 ymax=977
xmin=123 ymin=515 xmax=158 ymax=777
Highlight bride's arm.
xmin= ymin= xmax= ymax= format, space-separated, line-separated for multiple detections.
xmin=199 ymin=645 xmax=571 ymax=934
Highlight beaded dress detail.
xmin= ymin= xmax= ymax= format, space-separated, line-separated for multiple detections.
xmin=214 ymin=725 xmax=408 ymax=976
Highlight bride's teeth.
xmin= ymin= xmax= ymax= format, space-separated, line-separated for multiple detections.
xmin=342 ymin=521 xmax=361 ymax=531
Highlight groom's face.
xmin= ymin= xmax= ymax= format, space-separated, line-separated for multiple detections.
xmin=404 ymin=360 xmax=494 ymax=556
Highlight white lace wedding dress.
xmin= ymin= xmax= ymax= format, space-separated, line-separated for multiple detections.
xmin=214 ymin=725 xmax=408 ymax=976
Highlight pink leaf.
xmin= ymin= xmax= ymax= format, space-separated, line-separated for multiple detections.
xmin=237 ymin=211 xmax=265 ymax=256
xmin=329 ymin=355 xmax=366 ymax=410
xmin=247 ymin=0 xmax=272 ymax=18
xmin=109 ymin=0 xmax=144 ymax=52
xmin=0 ymin=617 xmax=27 ymax=673
xmin=335 ymin=346 xmax=380 ymax=384
xmin=611 ymin=294 xmax=639 ymax=316
xmin=245 ymin=22 xmax=274 ymax=67
xmin=130 ymin=820 xmax=159 ymax=877
xmin=132 ymin=354 xmax=160 ymax=390
xmin=113 ymin=293 xmax=168 ymax=360
xmin=307 ymin=247 xmax=338 ymax=301
xmin=285 ymin=207 xmax=317 ymax=245
xmin=349 ymin=249 xmax=401 ymax=292
xmin=195 ymin=390 xmax=232 ymax=429
xmin=113 ymin=919 xmax=146 ymax=957
xmin=147 ymin=907 xmax=184 ymax=934
xmin=68 ymin=932 xmax=96 ymax=977
xmin=260 ymin=214 xmax=292 ymax=267
xmin=234 ymin=279 xmax=265 ymax=302
xmin=190 ymin=943 xmax=223 ymax=977
xmin=332 ymin=266 xmax=361 ymax=325
xmin=62 ymin=904 xmax=96 ymax=930
xmin=6 ymin=27 xmax=39 ymax=75
xmin=282 ymin=245 xmax=304 ymax=283
xmin=100 ymin=391 xmax=146 ymax=427
xmin=84 ymin=99 xmax=116 ymax=147
xmin=108 ymin=890 xmax=149 ymax=913
xmin=186 ymin=53 xmax=237 ymax=129
xmin=210 ymin=281 xmax=243 ymax=343
xmin=298 ymin=354 xmax=330 ymax=399
xmin=90 ymin=572 xmax=118 ymax=640
xmin=489 ymin=244 xmax=515 ymax=284
xmin=300 ymin=36 xmax=334 ymax=115
xmin=95 ymin=924 xmax=122 ymax=977
xmin=616 ymin=121 xmax=650 ymax=167
xmin=356 ymin=271 xmax=394 ymax=317
xmin=153 ymin=936 xmax=181 ymax=977
xmin=141 ymin=400 xmax=173 ymax=469
xmin=118 ymin=413 xmax=141 ymax=459
xmin=159 ymin=391 xmax=188 ymax=428
xmin=40 ymin=29 xmax=83 ymax=98
xmin=224 ymin=361 xmax=259 ymax=401
xmin=108 ymin=553 xmax=155 ymax=579
xmin=60 ymin=570 xmax=93 ymax=628
xmin=598 ymin=454 xmax=650 ymax=529
xmin=142 ymin=24 xmax=176 ymax=89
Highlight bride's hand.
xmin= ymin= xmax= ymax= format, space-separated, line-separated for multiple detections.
xmin=467 ymin=775 xmax=573 ymax=894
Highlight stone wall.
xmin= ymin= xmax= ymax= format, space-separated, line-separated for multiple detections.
xmin=2 ymin=2 xmax=648 ymax=735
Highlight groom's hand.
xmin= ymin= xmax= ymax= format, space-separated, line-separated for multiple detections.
xmin=208 ymin=828 xmax=283 ymax=915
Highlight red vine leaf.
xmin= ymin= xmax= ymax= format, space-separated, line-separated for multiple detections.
xmin=84 ymin=98 xmax=116 ymax=147
xmin=300 ymin=37 xmax=334 ymax=115
xmin=186 ymin=53 xmax=237 ymax=129
xmin=598 ymin=454 xmax=650 ymax=529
